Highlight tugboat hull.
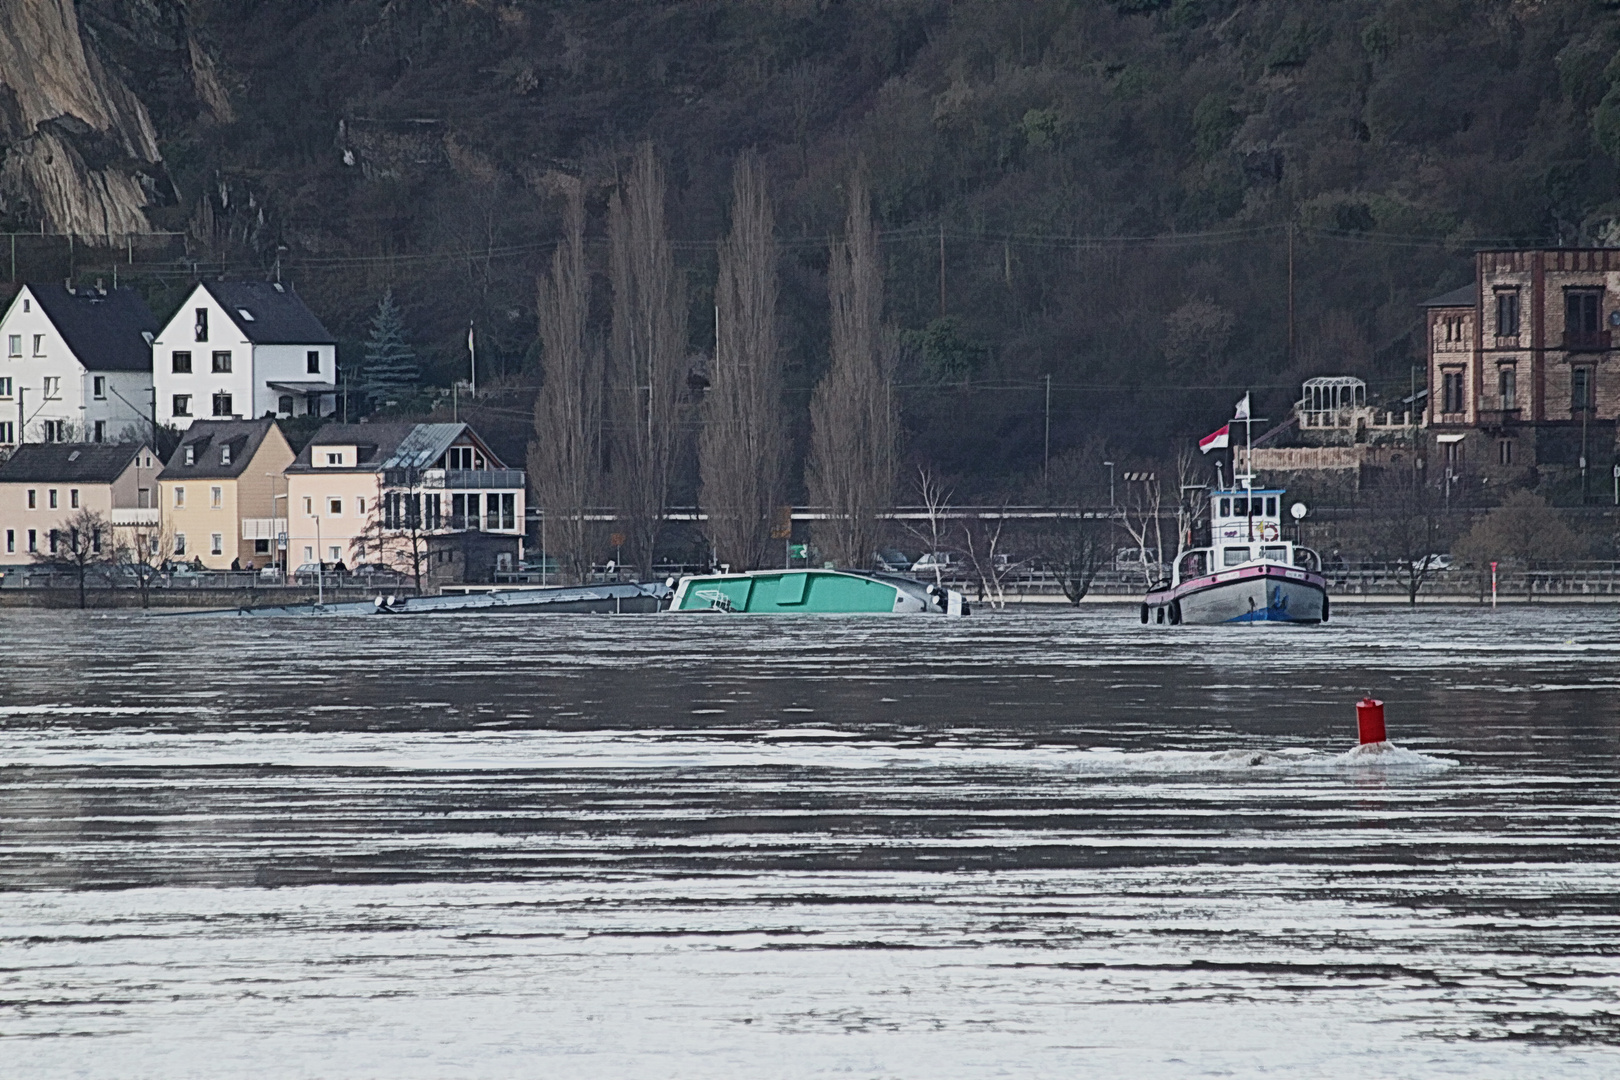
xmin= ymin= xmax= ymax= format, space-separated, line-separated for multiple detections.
xmin=1144 ymin=563 xmax=1327 ymax=625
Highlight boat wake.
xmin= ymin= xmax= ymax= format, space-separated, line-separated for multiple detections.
xmin=1075 ymin=742 xmax=1456 ymax=773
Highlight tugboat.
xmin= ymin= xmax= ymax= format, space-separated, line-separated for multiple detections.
xmin=1142 ymin=488 xmax=1328 ymax=625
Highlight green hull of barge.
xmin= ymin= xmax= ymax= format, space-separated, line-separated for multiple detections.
xmin=670 ymin=569 xmax=933 ymax=614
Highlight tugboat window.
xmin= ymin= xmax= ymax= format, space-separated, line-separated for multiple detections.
xmin=1219 ymin=498 xmax=1231 ymax=517
xmin=1265 ymin=497 xmax=1278 ymax=516
xmin=1262 ymin=545 xmax=1288 ymax=561
xmin=1223 ymin=547 xmax=1250 ymax=567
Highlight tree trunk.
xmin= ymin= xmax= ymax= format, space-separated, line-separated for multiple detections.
xmin=700 ymin=153 xmax=784 ymax=571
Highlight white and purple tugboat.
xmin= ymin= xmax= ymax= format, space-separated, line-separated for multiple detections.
xmin=1141 ymin=488 xmax=1328 ymax=625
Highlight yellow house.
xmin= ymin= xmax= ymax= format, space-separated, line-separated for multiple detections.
xmin=0 ymin=443 xmax=161 ymax=563
xmin=157 ymin=418 xmax=293 ymax=569
xmin=283 ymin=421 xmax=524 ymax=578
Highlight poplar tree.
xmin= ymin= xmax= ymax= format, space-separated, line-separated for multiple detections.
xmin=806 ymin=173 xmax=896 ymax=569
xmin=529 ymin=186 xmax=603 ymax=585
xmin=606 ymin=143 xmax=688 ymax=579
xmin=363 ymin=289 xmax=419 ymax=411
xmin=700 ymin=153 xmax=785 ymax=571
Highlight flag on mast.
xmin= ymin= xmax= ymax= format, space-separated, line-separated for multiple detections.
xmin=1234 ymin=392 xmax=1251 ymax=420
xmin=1199 ymin=423 xmax=1230 ymax=454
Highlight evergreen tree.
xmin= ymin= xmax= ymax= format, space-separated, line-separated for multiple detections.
xmin=363 ymin=289 xmax=419 ymax=411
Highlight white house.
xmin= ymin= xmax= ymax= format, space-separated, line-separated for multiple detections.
xmin=0 ymin=284 xmax=159 ymax=446
xmin=152 ymin=281 xmax=337 ymax=431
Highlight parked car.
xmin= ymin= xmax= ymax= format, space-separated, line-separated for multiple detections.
xmin=292 ymin=562 xmax=344 ymax=583
xmin=873 ymin=548 xmax=911 ymax=573
xmin=910 ymin=551 xmax=964 ymax=574
xmin=350 ymin=562 xmax=397 ymax=577
xmin=1114 ymin=547 xmax=1161 ymax=572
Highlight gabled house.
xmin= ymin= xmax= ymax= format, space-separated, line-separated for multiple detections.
xmin=151 ymin=281 xmax=337 ymax=431
xmin=0 ymin=283 xmax=159 ymax=446
xmin=0 ymin=443 xmax=162 ymax=563
xmin=156 ymin=418 xmax=294 ymax=569
xmin=283 ymin=422 xmax=524 ymax=580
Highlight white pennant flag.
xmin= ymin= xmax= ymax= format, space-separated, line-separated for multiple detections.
xmin=1234 ymin=392 xmax=1251 ymax=420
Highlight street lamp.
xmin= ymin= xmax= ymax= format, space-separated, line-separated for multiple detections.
xmin=1103 ymin=461 xmax=1115 ymax=508
xmin=267 ymin=473 xmax=286 ymax=579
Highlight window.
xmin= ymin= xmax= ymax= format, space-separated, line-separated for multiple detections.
xmin=92 ymin=376 xmax=106 ymax=399
xmin=1223 ymin=547 xmax=1251 ymax=567
xmin=174 ymin=486 xmax=185 ymax=508
xmin=220 ymin=444 xmax=232 ymax=466
xmin=1567 ymin=291 xmax=1602 ymax=336
xmin=1499 ymin=439 xmax=1513 ymax=466
xmin=173 ymin=394 xmax=192 ymax=417
xmin=175 ymin=533 xmax=186 ymax=555
xmin=138 ymin=487 xmax=150 ymax=509
xmin=1218 ymin=498 xmax=1231 ymax=517
xmin=1496 ymin=291 xmax=1520 ymax=337
xmin=26 ymin=489 xmax=34 ymax=509
xmin=1445 ymin=440 xmax=1465 ymax=471
xmin=328 ymin=545 xmax=342 ymax=562
xmin=211 ymin=486 xmax=223 ymax=509
xmin=302 ymin=496 xmax=312 ymax=515
xmin=356 ymin=497 xmax=366 ymax=517
xmin=92 ymin=420 xmax=105 ymax=443
xmin=27 ymin=529 xmax=36 ymax=552
xmin=21 ymin=299 xmax=26 ymax=312
xmin=42 ymin=376 xmax=59 ymax=398
xmin=212 ymin=392 xmax=233 ymax=417
xmin=278 ymin=395 xmax=294 ymax=415
xmin=47 ymin=489 xmax=57 ymax=509
xmin=237 ymin=308 xmax=255 ymax=323
xmin=1498 ymin=367 xmax=1516 ymax=410
xmin=184 ymin=445 xmax=195 ymax=466
xmin=425 ymin=493 xmax=441 ymax=530
xmin=69 ymin=489 xmax=79 ymax=509
xmin=41 ymin=419 xmax=64 ymax=442
xmin=307 ymin=350 xmax=321 ymax=374
xmin=212 ymin=351 xmax=232 ymax=374
xmin=6 ymin=334 xmax=18 ymax=357
xmin=91 ymin=529 xmax=101 ymax=555
xmin=172 ymin=350 xmax=192 ymax=373
xmin=4 ymin=530 xmax=10 ymax=553
xmin=303 ymin=546 xmax=313 ymax=563
xmin=0 ymin=422 xmax=14 ymax=444
xmin=0 ymin=378 xmax=11 ymax=397
xmin=32 ymin=334 xmax=44 ymax=356
xmin=211 ymin=534 xmax=223 ymax=556
xmin=325 ymin=452 xmax=343 ymax=466
xmin=194 ymin=308 xmax=208 ymax=342
xmin=254 ymin=539 xmax=270 ymax=554
xmin=1441 ymin=370 xmax=1466 ymax=414
xmin=1573 ymin=366 xmax=1594 ymax=411
xmin=328 ymin=497 xmax=342 ymax=516
xmin=48 ymin=530 xmax=58 ymax=554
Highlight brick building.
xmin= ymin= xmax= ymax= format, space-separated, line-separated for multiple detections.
xmin=1425 ymin=248 xmax=1620 ymax=497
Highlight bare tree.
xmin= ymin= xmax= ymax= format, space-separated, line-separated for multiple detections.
xmin=1117 ymin=471 xmax=1167 ymax=588
xmin=116 ymin=521 xmax=175 ymax=610
xmin=351 ymin=469 xmax=436 ymax=592
xmin=36 ymin=508 xmax=109 ymax=609
xmin=902 ymin=465 xmax=953 ymax=586
xmin=607 ymin=143 xmax=688 ymax=579
xmin=529 ymin=184 xmax=604 ymax=586
xmin=700 ymin=153 xmax=785 ymax=571
xmin=958 ymin=505 xmax=1025 ymax=608
xmin=1361 ymin=470 xmax=1445 ymax=605
xmin=1171 ymin=446 xmax=1211 ymax=565
xmin=1036 ymin=512 xmax=1108 ymax=605
xmin=806 ymin=173 xmax=896 ymax=568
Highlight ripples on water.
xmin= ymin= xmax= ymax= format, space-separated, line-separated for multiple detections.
xmin=3 ymin=607 xmax=1620 ymax=1077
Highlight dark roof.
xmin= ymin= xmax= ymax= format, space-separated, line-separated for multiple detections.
xmin=1420 ymin=284 xmax=1477 ymax=308
xmin=26 ymin=284 xmax=159 ymax=371
xmin=0 ymin=442 xmax=147 ymax=484
xmin=157 ymin=418 xmax=281 ymax=480
xmin=200 ymin=281 xmax=336 ymax=345
xmin=285 ymin=422 xmax=419 ymax=472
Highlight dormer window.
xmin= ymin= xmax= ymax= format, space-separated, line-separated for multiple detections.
xmin=326 ymin=451 xmax=343 ymax=466
xmin=184 ymin=445 xmax=195 ymax=466
xmin=195 ymin=308 xmax=208 ymax=342
xmin=221 ymin=444 xmax=232 ymax=466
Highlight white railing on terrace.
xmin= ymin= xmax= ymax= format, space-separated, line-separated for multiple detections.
xmin=1297 ymin=407 xmax=1419 ymax=430
xmin=108 ymin=508 xmax=160 ymax=527
xmin=242 ymin=517 xmax=288 ymax=540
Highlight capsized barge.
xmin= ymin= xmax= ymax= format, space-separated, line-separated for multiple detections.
xmin=669 ymin=568 xmax=968 ymax=615
xmin=170 ymin=581 xmax=670 ymax=617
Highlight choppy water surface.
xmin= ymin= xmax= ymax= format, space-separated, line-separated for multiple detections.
xmin=4 ymin=607 xmax=1620 ymax=1078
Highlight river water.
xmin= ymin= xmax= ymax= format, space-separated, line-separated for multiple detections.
xmin=3 ymin=607 xmax=1619 ymax=1077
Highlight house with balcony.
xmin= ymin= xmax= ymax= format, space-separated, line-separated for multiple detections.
xmin=1238 ymin=376 xmax=1424 ymax=491
xmin=1425 ymin=248 xmax=1620 ymax=494
xmin=152 ymin=281 xmax=337 ymax=431
xmin=282 ymin=421 xmax=524 ymax=582
xmin=0 ymin=443 xmax=162 ymax=566
xmin=156 ymin=418 xmax=294 ymax=569
xmin=0 ymin=283 xmax=158 ymax=447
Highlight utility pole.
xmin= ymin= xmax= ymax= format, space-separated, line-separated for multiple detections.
xmin=938 ymin=222 xmax=946 ymax=317
xmin=1286 ymin=222 xmax=1295 ymax=367
xmin=1042 ymin=374 xmax=1051 ymax=486
xmin=468 ymin=321 xmax=477 ymax=398
xmin=1104 ymin=460 xmax=1115 ymax=509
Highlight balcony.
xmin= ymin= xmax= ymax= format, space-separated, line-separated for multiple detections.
xmin=384 ymin=467 xmax=525 ymax=490
xmin=1563 ymin=329 xmax=1612 ymax=352
xmin=1477 ymin=407 xmax=1522 ymax=429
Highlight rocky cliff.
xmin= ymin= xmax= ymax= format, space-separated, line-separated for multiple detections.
xmin=0 ymin=0 xmax=168 ymax=237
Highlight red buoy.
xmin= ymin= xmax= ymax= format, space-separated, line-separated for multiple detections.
xmin=1356 ymin=697 xmax=1387 ymax=745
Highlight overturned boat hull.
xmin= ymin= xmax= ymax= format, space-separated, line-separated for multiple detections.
xmin=1143 ymin=562 xmax=1328 ymax=625
xmin=170 ymin=582 xmax=671 ymax=617
xmin=669 ymin=568 xmax=966 ymax=615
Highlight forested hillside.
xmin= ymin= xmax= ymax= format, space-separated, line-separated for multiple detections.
xmin=29 ymin=0 xmax=1620 ymax=493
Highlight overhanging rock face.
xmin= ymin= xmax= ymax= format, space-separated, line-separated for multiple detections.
xmin=0 ymin=0 xmax=165 ymax=236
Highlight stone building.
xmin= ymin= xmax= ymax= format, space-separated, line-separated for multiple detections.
xmin=1424 ymin=248 xmax=1620 ymax=498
